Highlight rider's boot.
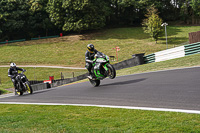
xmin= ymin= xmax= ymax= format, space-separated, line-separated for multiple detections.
xmin=14 ymin=85 xmax=18 ymax=92
xmin=87 ymin=72 xmax=93 ymax=79
xmin=14 ymin=82 xmax=20 ymax=92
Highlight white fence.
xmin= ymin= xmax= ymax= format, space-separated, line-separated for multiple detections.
xmin=155 ymin=46 xmax=185 ymax=62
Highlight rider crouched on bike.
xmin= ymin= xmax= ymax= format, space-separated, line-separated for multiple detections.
xmin=8 ymin=63 xmax=26 ymax=91
xmin=85 ymin=44 xmax=104 ymax=79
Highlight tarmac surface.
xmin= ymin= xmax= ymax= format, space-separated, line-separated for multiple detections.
xmin=1 ymin=67 xmax=200 ymax=111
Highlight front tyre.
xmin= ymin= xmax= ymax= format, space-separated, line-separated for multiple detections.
xmin=107 ymin=64 xmax=116 ymax=79
xmin=26 ymin=82 xmax=33 ymax=94
xmin=89 ymin=79 xmax=100 ymax=87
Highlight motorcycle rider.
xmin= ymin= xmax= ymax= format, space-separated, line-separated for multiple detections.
xmin=85 ymin=44 xmax=103 ymax=79
xmin=8 ymin=63 xmax=26 ymax=91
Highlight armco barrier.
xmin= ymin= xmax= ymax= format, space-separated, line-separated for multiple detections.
xmin=51 ymin=73 xmax=89 ymax=88
xmin=113 ymin=53 xmax=144 ymax=70
xmin=144 ymin=42 xmax=200 ymax=64
xmin=155 ymin=46 xmax=185 ymax=62
xmin=144 ymin=53 xmax=155 ymax=64
xmin=185 ymin=42 xmax=200 ymax=56
xmin=0 ymin=39 xmax=26 ymax=44
xmin=31 ymin=35 xmax=59 ymax=40
xmin=31 ymin=83 xmax=50 ymax=92
xmin=0 ymin=41 xmax=7 ymax=44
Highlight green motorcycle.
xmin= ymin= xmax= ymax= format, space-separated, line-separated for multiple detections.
xmin=88 ymin=52 xmax=116 ymax=87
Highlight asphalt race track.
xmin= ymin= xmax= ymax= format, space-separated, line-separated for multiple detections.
xmin=1 ymin=67 xmax=200 ymax=111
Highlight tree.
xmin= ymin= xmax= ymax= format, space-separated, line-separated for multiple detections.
xmin=28 ymin=0 xmax=54 ymax=37
xmin=47 ymin=0 xmax=111 ymax=33
xmin=109 ymin=0 xmax=148 ymax=26
xmin=180 ymin=0 xmax=200 ymax=24
xmin=0 ymin=0 xmax=30 ymax=40
xmin=0 ymin=14 xmax=4 ymax=35
xmin=142 ymin=5 xmax=163 ymax=43
xmin=190 ymin=0 xmax=200 ymax=24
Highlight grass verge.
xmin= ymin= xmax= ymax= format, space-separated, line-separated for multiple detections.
xmin=0 ymin=26 xmax=200 ymax=67
xmin=0 ymin=104 xmax=199 ymax=132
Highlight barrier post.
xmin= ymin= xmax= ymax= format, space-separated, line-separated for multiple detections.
xmin=112 ymin=46 xmax=120 ymax=62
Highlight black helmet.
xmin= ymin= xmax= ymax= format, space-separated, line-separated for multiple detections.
xmin=87 ymin=44 xmax=94 ymax=53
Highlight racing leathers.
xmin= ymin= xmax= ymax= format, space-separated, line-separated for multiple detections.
xmin=8 ymin=67 xmax=26 ymax=90
xmin=85 ymin=49 xmax=104 ymax=77
xmin=85 ymin=49 xmax=98 ymax=74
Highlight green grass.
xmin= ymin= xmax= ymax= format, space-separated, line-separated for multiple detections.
xmin=0 ymin=26 xmax=200 ymax=67
xmin=0 ymin=104 xmax=199 ymax=132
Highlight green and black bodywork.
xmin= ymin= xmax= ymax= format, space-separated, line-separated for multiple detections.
xmin=89 ymin=52 xmax=116 ymax=87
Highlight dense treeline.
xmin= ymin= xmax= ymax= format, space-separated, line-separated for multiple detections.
xmin=0 ymin=0 xmax=200 ymax=41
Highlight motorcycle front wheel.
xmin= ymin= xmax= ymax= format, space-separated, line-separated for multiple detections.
xmin=107 ymin=64 xmax=116 ymax=79
xmin=89 ymin=79 xmax=100 ymax=87
xmin=26 ymin=82 xmax=33 ymax=94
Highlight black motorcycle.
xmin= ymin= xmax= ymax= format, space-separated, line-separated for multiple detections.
xmin=15 ymin=71 xmax=33 ymax=95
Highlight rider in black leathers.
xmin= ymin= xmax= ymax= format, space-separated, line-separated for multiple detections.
xmin=85 ymin=44 xmax=103 ymax=79
xmin=8 ymin=63 xmax=26 ymax=91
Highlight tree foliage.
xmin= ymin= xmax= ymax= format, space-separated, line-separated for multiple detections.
xmin=0 ymin=0 xmax=30 ymax=39
xmin=47 ymin=0 xmax=111 ymax=33
xmin=0 ymin=0 xmax=200 ymax=41
xmin=142 ymin=6 xmax=163 ymax=43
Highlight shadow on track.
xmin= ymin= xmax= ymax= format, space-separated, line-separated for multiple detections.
xmin=101 ymin=78 xmax=147 ymax=87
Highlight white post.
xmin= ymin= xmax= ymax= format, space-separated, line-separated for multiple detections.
xmin=161 ymin=22 xmax=168 ymax=49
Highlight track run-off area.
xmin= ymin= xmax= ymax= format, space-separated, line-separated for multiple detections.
xmin=1 ymin=66 xmax=200 ymax=114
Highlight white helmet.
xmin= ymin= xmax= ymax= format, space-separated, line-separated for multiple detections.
xmin=10 ymin=63 xmax=16 ymax=68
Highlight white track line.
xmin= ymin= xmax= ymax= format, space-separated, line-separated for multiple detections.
xmin=0 ymin=102 xmax=200 ymax=114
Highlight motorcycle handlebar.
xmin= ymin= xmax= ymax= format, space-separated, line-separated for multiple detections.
xmin=21 ymin=70 xmax=26 ymax=74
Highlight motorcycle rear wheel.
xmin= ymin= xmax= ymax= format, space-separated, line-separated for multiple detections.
xmin=16 ymin=90 xmax=23 ymax=96
xmin=89 ymin=79 xmax=100 ymax=87
xmin=16 ymin=84 xmax=23 ymax=96
xmin=107 ymin=64 xmax=116 ymax=79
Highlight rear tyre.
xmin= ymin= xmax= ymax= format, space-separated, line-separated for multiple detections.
xmin=107 ymin=64 xmax=116 ymax=79
xmin=16 ymin=84 xmax=23 ymax=96
xmin=89 ymin=79 xmax=100 ymax=87
xmin=16 ymin=90 xmax=23 ymax=96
